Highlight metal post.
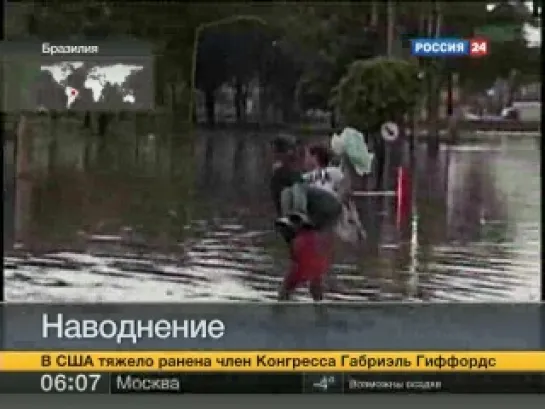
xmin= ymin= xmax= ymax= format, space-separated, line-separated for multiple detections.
xmin=382 ymin=144 xmax=392 ymax=214
xmin=379 ymin=121 xmax=400 ymax=216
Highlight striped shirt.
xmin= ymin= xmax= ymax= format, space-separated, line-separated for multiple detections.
xmin=303 ymin=166 xmax=344 ymax=196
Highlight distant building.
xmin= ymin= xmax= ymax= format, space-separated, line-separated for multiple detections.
xmin=511 ymin=82 xmax=541 ymax=121
xmin=515 ymin=82 xmax=541 ymax=102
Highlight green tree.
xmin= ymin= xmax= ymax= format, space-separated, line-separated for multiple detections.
xmin=273 ymin=4 xmax=381 ymax=123
xmin=414 ymin=1 xmax=541 ymax=93
xmin=331 ymin=57 xmax=422 ymax=133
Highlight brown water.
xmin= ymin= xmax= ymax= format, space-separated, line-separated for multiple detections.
xmin=3 ymin=122 xmax=541 ymax=302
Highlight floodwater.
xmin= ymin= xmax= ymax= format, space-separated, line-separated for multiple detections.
xmin=3 ymin=120 xmax=541 ymax=303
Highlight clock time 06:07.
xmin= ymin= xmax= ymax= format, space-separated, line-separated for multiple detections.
xmin=40 ymin=373 xmax=105 ymax=393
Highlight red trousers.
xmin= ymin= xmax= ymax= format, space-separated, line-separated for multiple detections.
xmin=283 ymin=229 xmax=333 ymax=291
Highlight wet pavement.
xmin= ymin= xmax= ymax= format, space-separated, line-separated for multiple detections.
xmin=3 ymin=122 xmax=541 ymax=302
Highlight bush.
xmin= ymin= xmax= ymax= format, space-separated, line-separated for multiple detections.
xmin=331 ymin=56 xmax=422 ymax=133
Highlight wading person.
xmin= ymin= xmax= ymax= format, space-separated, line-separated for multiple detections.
xmin=277 ymin=223 xmax=333 ymax=301
xmin=303 ymin=143 xmax=367 ymax=249
xmin=269 ymin=135 xmax=325 ymax=301
xmin=275 ymin=144 xmax=344 ymax=302
xmin=269 ymin=135 xmax=303 ymax=244
xmin=302 ymin=144 xmax=345 ymax=228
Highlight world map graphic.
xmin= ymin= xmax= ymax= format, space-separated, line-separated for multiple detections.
xmin=4 ymin=59 xmax=154 ymax=111
xmin=42 ymin=62 xmax=142 ymax=108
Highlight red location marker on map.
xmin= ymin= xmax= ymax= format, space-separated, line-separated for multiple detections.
xmin=68 ymin=87 xmax=79 ymax=97
xmin=65 ymin=87 xmax=80 ymax=109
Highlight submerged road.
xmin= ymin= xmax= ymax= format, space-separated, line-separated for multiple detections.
xmin=3 ymin=131 xmax=541 ymax=304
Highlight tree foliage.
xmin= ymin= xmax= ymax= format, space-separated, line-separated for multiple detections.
xmin=332 ymin=57 xmax=422 ymax=132
xmin=284 ymin=4 xmax=381 ymax=112
xmin=445 ymin=1 xmax=540 ymax=92
xmin=8 ymin=1 xmax=541 ymax=124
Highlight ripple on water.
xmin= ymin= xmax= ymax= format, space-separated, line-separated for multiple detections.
xmin=4 ymin=141 xmax=540 ymax=302
xmin=4 ymin=224 xmax=539 ymax=302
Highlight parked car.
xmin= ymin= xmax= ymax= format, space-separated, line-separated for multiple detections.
xmin=505 ymin=101 xmax=541 ymax=122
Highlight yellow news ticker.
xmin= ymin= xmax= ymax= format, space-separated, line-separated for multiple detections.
xmin=1 ymin=351 xmax=545 ymax=372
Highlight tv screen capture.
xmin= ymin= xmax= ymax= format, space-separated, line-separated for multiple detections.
xmin=1 ymin=1 xmax=542 ymax=396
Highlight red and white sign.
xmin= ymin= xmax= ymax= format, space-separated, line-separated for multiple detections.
xmin=469 ymin=38 xmax=489 ymax=57
xmin=380 ymin=122 xmax=399 ymax=142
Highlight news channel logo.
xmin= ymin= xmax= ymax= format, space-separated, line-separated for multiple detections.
xmin=410 ymin=38 xmax=488 ymax=57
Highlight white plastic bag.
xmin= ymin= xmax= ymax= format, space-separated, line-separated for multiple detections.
xmin=334 ymin=200 xmax=366 ymax=244
xmin=330 ymin=127 xmax=374 ymax=176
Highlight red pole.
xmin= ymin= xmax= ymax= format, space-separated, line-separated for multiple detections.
xmin=396 ymin=166 xmax=411 ymax=229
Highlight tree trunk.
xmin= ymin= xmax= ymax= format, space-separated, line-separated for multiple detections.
xmin=155 ymin=58 xmax=165 ymax=107
xmin=192 ymin=101 xmax=198 ymax=124
xmin=374 ymin=136 xmax=386 ymax=191
xmin=506 ymin=69 xmax=519 ymax=108
xmin=234 ymin=79 xmax=244 ymax=124
xmin=204 ymin=88 xmax=216 ymax=126
xmin=446 ymin=70 xmax=453 ymax=117
xmin=434 ymin=1 xmax=442 ymax=40
xmin=330 ymin=110 xmax=337 ymax=129
xmin=242 ymin=86 xmax=248 ymax=123
xmin=82 ymin=111 xmax=91 ymax=129
xmin=97 ymin=112 xmax=110 ymax=137
xmin=261 ymin=88 xmax=270 ymax=125
xmin=280 ymin=102 xmax=290 ymax=124
xmin=370 ymin=1 xmax=379 ymax=27
xmin=386 ymin=0 xmax=396 ymax=57
xmin=14 ymin=114 xmax=33 ymax=246
xmin=426 ymin=0 xmax=442 ymax=157
xmin=418 ymin=9 xmax=426 ymax=36
xmin=170 ymin=83 xmax=177 ymax=110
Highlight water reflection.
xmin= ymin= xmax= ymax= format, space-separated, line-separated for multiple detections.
xmin=3 ymin=122 xmax=541 ymax=302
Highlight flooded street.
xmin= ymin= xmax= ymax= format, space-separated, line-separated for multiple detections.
xmin=3 ymin=123 xmax=541 ymax=303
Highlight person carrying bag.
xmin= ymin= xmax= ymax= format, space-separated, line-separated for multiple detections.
xmin=330 ymin=127 xmax=374 ymax=245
